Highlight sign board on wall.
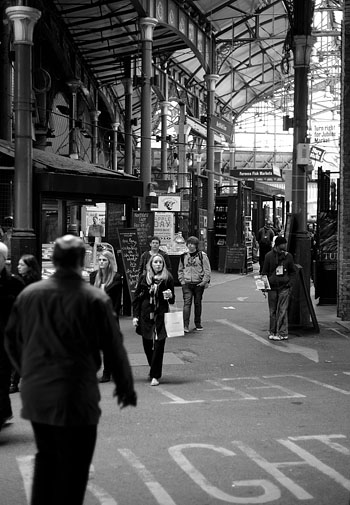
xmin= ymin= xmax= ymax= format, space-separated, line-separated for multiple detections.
xmin=158 ymin=195 xmax=181 ymax=212
xmin=154 ymin=212 xmax=175 ymax=251
xmin=132 ymin=211 xmax=154 ymax=253
xmin=117 ymin=228 xmax=140 ymax=299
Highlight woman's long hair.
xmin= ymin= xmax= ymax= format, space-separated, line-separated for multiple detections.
xmin=146 ymin=253 xmax=169 ymax=285
xmin=94 ymin=250 xmax=118 ymax=289
xmin=19 ymin=254 xmax=41 ymax=285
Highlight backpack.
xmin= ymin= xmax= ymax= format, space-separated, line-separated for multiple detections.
xmin=180 ymin=251 xmax=210 ymax=285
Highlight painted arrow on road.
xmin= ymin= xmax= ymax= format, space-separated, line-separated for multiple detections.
xmin=217 ymin=319 xmax=319 ymax=363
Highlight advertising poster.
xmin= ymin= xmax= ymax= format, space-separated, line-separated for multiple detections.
xmin=154 ymin=212 xmax=174 ymax=251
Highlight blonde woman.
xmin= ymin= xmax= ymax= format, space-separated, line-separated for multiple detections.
xmin=90 ymin=250 xmax=122 ymax=382
xmin=132 ymin=254 xmax=175 ymax=386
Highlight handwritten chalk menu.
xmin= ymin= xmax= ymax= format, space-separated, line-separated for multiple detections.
xmin=132 ymin=211 xmax=154 ymax=253
xmin=225 ymin=244 xmax=246 ymax=272
xmin=106 ymin=203 xmax=125 ymax=244
xmin=117 ymin=228 xmax=140 ymax=299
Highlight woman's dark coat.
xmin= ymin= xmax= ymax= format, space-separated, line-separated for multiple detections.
xmin=132 ymin=274 xmax=175 ymax=340
xmin=90 ymin=271 xmax=123 ymax=318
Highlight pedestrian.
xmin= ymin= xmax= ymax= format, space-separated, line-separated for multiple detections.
xmin=177 ymin=236 xmax=211 ymax=333
xmin=17 ymin=254 xmax=41 ymax=286
xmin=0 ymin=242 xmax=24 ymax=430
xmin=261 ymin=235 xmax=296 ymax=341
xmin=132 ymin=253 xmax=175 ymax=386
xmin=257 ymin=220 xmax=275 ymax=274
xmin=90 ymin=249 xmax=123 ymax=383
xmin=138 ymin=235 xmax=172 ymax=277
xmin=9 ymin=254 xmax=42 ymax=394
xmin=5 ymin=235 xmax=136 ymax=505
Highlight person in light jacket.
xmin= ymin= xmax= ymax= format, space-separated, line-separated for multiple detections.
xmin=132 ymin=254 xmax=175 ymax=386
xmin=177 ymin=236 xmax=211 ymax=333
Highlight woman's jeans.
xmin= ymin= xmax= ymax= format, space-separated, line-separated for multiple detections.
xmin=182 ymin=283 xmax=205 ymax=328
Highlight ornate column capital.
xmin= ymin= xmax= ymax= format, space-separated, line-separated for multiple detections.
xmin=139 ymin=17 xmax=158 ymax=41
xmin=292 ymin=35 xmax=317 ymax=68
xmin=204 ymin=74 xmax=219 ymax=91
xmin=6 ymin=6 xmax=41 ymax=45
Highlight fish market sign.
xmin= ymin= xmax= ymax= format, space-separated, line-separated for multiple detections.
xmin=230 ymin=167 xmax=282 ymax=180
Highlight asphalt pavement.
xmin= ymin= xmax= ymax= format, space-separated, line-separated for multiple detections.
xmin=1 ymin=263 xmax=350 ymax=505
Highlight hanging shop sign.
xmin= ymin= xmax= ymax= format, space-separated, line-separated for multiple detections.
xmin=158 ymin=195 xmax=181 ymax=212
xmin=229 ymin=168 xmax=282 ymax=180
xmin=210 ymin=115 xmax=233 ymax=141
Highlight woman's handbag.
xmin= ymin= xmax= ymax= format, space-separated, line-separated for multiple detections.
xmin=164 ymin=307 xmax=184 ymax=338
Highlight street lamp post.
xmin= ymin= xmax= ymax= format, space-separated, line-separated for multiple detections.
xmin=6 ymin=6 xmax=41 ymax=267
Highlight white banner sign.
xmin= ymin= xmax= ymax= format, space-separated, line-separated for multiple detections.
xmin=158 ymin=195 xmax=181 ymax=212
xmin=154 ymin=212 xmax=175 ymax=250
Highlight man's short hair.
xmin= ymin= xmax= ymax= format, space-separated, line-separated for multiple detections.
xmin=150 ymin=236 xmax=161 ymax=243
xmin=52 ymin=235 xmax=86 ymax=269
xmin=275 ymin=235 xmax=287 ymax=247
xmin=186 ymin=236 xmax=199 ymax=246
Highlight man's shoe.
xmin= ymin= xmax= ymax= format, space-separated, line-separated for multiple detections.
xmin=268 ymin=333 xmax=281 ymax=341
xmin=184 ymin=326 xmax=189 ymax=333
xmin=196 ymin=325 xmax=203 ymax=331
xmin=279 ymin=335 xmax=289 ymax=340
xmin=99 ymin=373 xmax=111 ymax=383
xmin=150 ymin=378 xmax=159 ymax=386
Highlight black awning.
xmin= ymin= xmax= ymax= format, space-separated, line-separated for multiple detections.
xmin=0 ymin=139 xmax=143 ymax=199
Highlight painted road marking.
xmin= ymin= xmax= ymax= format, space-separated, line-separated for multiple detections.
xmin=237 ymin=297 xmax=248 ymax=301
xmin=278 ymin=437 xmax=350 ymax=491
xmin=206 ymin=377 xmax=306 ymax=400
xmin=265 ymin=374 xmax=350 ymax=395
xmin=16 ymin=456 xmax=116 ymax=505
xmin=232 ymin=440 xmax=313 ymax=500
xmin=17 ymin=455 xmax=34 ymax=504
xmin=153 ymin=386 xmax=205 ymax=404
xmin=223 ymin=306 xmax=236 ymax=310
xmin=15 ymin=434 xmax=350 ymax=504
xmin=217 ymin=319 xmax=319 ymax=363
xmin=169 ymin=443 xmax=281 ymax=503
xmin=152 ymin=373 xmax=348 ymax=405
xmin=118 ymin=448 xmax=177 ymax=505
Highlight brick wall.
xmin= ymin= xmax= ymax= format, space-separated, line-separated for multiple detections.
xmin=339 ymin=2 xmax=350 ymax=319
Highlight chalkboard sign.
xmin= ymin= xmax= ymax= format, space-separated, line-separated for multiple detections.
xmin=132 ymin=211 xmax=154 ymax=253
xmin=117 ymin=228 xmax=140 ymax=299
xmin=225 ymin=244 xmax=246 ymax=272
xmin=106 ymin=203 xmax=125 ymax=244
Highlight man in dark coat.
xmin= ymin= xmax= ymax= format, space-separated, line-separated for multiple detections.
xmin=5 ymin=235 xmax=137 ymax=505
xmin=0 ymin=242 xmax=24 ymax=430
xmin=262 ymin=235 xmax=296 ymax=341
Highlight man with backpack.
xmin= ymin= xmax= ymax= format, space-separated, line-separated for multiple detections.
xmin=257 ymin=221 xmax=275 ymax=274
xmin=178 ymin=236 xmax=211 ymax=333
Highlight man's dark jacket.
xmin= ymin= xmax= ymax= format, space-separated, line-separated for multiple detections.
xmin=5 ymin=270 xmax=136 ymax=426
xmin=262 ymin=248 xmax=296 ymax=291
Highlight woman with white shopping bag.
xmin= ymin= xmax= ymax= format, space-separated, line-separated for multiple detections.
xmin=132 ymin=254 xmax=175 ymax=386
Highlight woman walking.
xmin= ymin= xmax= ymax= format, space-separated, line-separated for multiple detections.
xmin=10 ymin=254 xmax=41 ymax=393
xmin=90 ymin=250 xmax=123 ymax=383
xmin=132 ymin=254 xmax=175 ymax=386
